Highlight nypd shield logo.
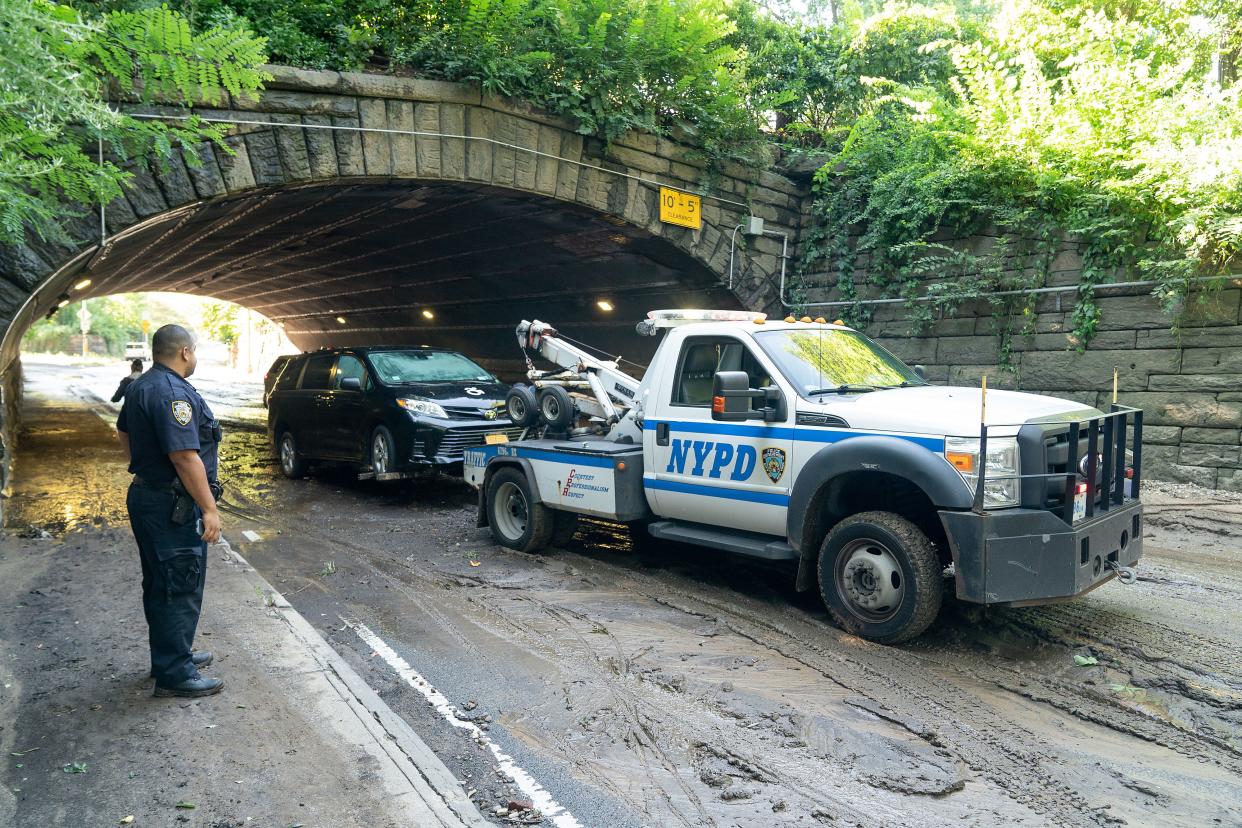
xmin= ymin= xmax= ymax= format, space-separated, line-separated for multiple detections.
xmin=171 ymin=400 xmax=193 ymax=426
xmin=762 ymin=447 xmax=786 ymax=483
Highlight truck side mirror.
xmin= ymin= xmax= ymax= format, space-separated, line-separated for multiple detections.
xmin=711 ymin=371 xmax=785 ymax=423
xmin=913 ymin=364 xmax=926 ymax=380
xmin=339 ymin=377 xmax=362 ymax=391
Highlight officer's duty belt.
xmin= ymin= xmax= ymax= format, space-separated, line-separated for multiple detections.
xmin=131 ymin=475 xmax=175 ymax=492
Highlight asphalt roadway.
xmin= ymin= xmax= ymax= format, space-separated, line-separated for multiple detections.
xmin=4 ymin=357 xmax=1242 ymax=827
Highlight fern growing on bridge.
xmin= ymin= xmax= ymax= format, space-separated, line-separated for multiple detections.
xmin=0 ymin=0 xmax=269 ymax=248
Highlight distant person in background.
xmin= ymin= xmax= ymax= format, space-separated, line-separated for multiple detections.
xmin=111 ymin=359 xmax=145 ymax=402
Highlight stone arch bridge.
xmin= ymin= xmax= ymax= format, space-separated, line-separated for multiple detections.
xmin=0 ymin=66 xmax=809 ymax=382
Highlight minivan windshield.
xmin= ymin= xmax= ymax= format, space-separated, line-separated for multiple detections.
xmin=754 ymin=329 xmax=925 ymax=397
xmin=366 ymin=350 xmax=496 ymax=384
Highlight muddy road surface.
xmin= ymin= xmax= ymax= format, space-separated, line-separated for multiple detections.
xmin=7 ymin=359 xmax=1242 ymax=827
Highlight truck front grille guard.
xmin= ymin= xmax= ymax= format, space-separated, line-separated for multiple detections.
xmin=973 ymin=404 xmax=1143 ymax=524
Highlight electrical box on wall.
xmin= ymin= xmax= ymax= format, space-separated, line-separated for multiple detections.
xmin=744 ymin=216 xmax=765 ymax=236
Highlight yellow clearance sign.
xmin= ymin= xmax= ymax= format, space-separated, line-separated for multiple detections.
xmin=659 ymin=187 xmax=702 ymax=230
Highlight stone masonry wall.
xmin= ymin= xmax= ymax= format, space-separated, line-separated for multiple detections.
xmin=800 ymin=237 xmax=1242 ymax=491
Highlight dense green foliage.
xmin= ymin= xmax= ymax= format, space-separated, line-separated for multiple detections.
xmin=6 ymin=0 xmax=1240 ymax=354
xmin=0 ymin=0 xmax=268 ymax=246
xmin=796 ymin=0 xmax=1242 ymax=353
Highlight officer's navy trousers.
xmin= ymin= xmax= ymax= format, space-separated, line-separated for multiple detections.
xmin=126 ymin=485 xmax=207 ymax=685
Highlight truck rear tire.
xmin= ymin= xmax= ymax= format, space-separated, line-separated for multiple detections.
xmin=538 ymin=386 xmax=575 ymax=431
xmin=506 ymin=385 xmax=539 ymax=428
xmin=486 ymin=468 xmax=553 ymax=553
xmin=817 ymin=511 xmax=942 ymax=644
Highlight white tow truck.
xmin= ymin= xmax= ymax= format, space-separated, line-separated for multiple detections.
xmin=465 ymin=310 xmax=1144 ymax=642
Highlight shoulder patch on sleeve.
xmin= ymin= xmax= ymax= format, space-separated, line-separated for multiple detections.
xmin=171 ymin=399 xmax=193 ymax=426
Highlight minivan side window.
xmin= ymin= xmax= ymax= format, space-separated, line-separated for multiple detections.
xmin=334 ymin=355 xmax=368 ymax=390
xmin=275 ymin=358 xmax=303 ymax=390
xmin=300 ymin=354 xmax=335 ymax=390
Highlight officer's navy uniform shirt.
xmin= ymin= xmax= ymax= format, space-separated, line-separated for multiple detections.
xmin=117 ymin=363 xmax=219 ymax=484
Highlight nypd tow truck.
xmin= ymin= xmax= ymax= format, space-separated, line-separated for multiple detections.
xmin=465 ymin=310 xmax=1143 ymax=643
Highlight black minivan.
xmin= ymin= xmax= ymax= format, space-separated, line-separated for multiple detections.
xmin=266 ymin=347 xmax=520 ymax=479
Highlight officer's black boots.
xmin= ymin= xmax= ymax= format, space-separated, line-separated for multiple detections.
xmin=154 ymin=675 xmax=224 ymax=698
xmin=149 ymin=650 xmax=213 ymax=678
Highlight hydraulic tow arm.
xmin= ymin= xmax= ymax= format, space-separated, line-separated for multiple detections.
xmin=516 ymin=319 xmax=641 ymax=425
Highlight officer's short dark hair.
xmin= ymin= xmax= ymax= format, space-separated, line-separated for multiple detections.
xmin=152 ymin=325 xmax=195 ymax=359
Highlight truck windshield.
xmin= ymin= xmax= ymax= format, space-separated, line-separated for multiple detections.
xmin=367 ymin=350 xmax=495 ymax=384
xmin=754 ymin=329 xmax=924 ymax=396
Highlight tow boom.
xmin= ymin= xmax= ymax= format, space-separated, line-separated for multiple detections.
xmin=516 ymin=320 xmax=641 ymax=427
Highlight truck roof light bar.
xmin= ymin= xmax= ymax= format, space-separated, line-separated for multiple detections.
xmin=643 ymin=309 xmax=767 ymax=329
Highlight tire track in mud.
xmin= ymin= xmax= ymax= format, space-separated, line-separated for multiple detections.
xmin=630 ymin=583 xmax=1113 ymax=828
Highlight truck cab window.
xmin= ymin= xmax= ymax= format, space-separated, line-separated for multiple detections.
xmin=672 ymin=338 xmax=770 ymax=408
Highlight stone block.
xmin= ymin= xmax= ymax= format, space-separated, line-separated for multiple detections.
xmin=554 ymin=133 xmax=583 ymax=203
xmin=269 ymin=115 xmax=311 ymax=181
xmin=387 ymin=100 xmax=416 ymax=176
xmin=301 ymin=115 xmax=339 ymax=179
xmin=234 ymin=90 xmax=358 ymax=117
xmin=104 ymin=192 xmax=138 ymax=235
xmin=1092 ymin=294 xmax=1175 ymax=330
xmin=614 ymin=129 xmax=659 ymax=155
xmin=357 ymin=98 xmax=392 ymax=176
xmin=1020 ymin=349 xmax=1180 ymax=391
xmin=947 ymin=364 xmax=1013 ymax=388
xmin=1181 ymin=348 xmax=1242 ymax=373
xmin=510 ymin=118 xmax=539 ymax=191
xmin=1179 ymin=443 xmax=1241 ymax=468
xmin=758 ymin=169 xmax=803 ymax=196
xmin=669 ymin=161 xmax=702 ymax=185
xmin=153 ymin=149 xmax=197 ymax=206
xmin=532 ymin=125 xmax=560 ymax=195
xmin=490 ymin=112 xmax=525 ymax=188
xmin=125 ymin=166 xmax=169 ymax=217
xmin=1141 ymin=425 xmax=1181 ymax=445
xmin=337 ymin=71 xmax=481 ymax=105
xmin=330 ymin=115 xmax=365 ymax=177
xmin=937 ymin=335 xmax=1004 ymax=364
xmin=414 ymin=103 xmax=441 ymax=177
xmin=1181 ymin=427 xmax=1240 ymax=444
xmin=622 ymin=183 xmax=656 ymax=229
xmin=1181 ymin=289 xmax=1241 ymax=326
xmin=1141 ymin=445 xmax=1217 ymax=487
xmin=879 ymin=337 xmax=937 ymax=364
xmin=1112 ymin=392 xmax=1242 ymax=427
xmin=464 ymin=107 xmax=494 ymax=182
xmin=1217 ymin=468 xmax=1242 ymax=492
xmin=655 ymin=138 xmax=701 ymax=165
xmin=215 ymin=135 xmax=255 ymax=191
xmin=606 ymin=144 xmax=668 ymax=176
xmin=243 ymin=124 xmax=284 ymax=187
xmin=0 ymin=245 xmax=52 ymax=289
xmin=439 ymin=105 xmax=466 ymax=179
xmin=1011 ymin=330 xmax=1136 ymax=352
xmin=1147 ymin=374 xmax=1242 ymax=392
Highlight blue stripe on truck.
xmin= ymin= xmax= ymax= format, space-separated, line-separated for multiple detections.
xmin=642 ymin=476 xmax=791 ymax=506
xmin=645 ymin=419 xmax=945 ymax=453
xmin=464 ymin=445 xmax=617 ymax=469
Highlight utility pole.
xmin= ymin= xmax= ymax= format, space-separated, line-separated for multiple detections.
xmin=78 ymin=301 xmax=92 ymax=359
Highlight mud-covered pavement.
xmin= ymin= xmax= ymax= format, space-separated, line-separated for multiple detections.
xmin=7 ymin=358 xmax=1242 ymax=827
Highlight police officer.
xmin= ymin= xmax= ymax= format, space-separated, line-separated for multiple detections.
xmin=116 ymin=324 xmax=224 ymax=698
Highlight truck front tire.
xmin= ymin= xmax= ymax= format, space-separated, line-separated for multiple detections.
xmin=486 ymin=468 xmax=553 ymax=553
xmin=817 ymin=511 xmax=942 ymax=644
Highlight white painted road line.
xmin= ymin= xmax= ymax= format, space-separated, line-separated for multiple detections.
xmin=346 ymin=618 xmax=585 ymax=828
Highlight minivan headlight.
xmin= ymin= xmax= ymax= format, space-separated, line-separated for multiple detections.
xmin=945 ymin=436 xmax=1020 ymax=508
xmin=397 ymin=397 xmax=448 ymax=418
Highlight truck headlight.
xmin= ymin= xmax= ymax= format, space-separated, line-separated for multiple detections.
xmin=397 ymin=397 xmax=448 ymax=419
xmin=945 ymin=436 xmax=1020 ymax=508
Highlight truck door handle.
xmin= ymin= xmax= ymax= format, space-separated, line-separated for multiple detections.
xmin=656 ymin=422 xmax=670 ymax=446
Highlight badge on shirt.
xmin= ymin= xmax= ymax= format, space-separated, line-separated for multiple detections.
xmin=171 ymin=400 xmax=193 ymax=426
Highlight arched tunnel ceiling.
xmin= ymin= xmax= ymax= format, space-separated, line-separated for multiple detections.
xmin=73 ymin=181 xmax=741 ymax=373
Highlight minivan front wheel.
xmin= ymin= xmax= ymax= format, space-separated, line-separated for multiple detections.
xmin=370 ymin=426 xmax=395 ymax=477
xmin=278 ymin=431 xmax=305 ymax=479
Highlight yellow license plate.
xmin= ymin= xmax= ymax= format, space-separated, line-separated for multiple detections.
xmin=485 ymin=433 xmax=509 ymax=445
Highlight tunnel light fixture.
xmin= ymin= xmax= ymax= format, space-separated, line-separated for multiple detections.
xmin=73 ymin=278 xmax=92 ymax=291
xmin=335 ymin=316 xmax=347 ymax=325
xmin=597 ymin=300 xmax=614 ymax=312
xmin=56 ymin=294 xmax=71 ymax=308
xmin=422 ymin=309 xmax=435 ymax=320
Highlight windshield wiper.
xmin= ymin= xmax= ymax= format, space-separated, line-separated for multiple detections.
xmin=807 ymin=384 xmax=878 ymax=395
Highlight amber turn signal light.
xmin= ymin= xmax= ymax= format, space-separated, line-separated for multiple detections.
xmin=712 ymin=396 xmax=726 ymax=414
xmin=946 ymin=451 xmax=975 ymax=473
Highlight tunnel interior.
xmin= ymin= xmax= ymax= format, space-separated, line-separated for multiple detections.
xmin=28 ymin=180 xmax=740 ymax=376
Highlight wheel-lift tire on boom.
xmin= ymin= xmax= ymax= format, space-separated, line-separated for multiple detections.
xmin=506 ymin=384 xmax=540 ymax=428
xmin=538 ymin=386 xmax=576 ymax=431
